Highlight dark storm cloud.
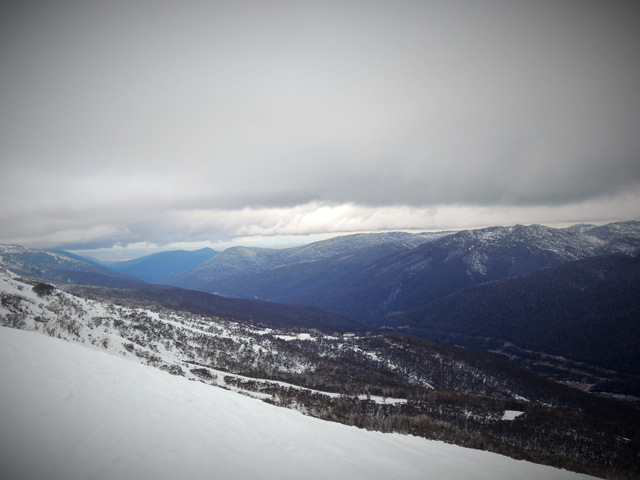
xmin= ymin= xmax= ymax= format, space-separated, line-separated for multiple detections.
xmin=1 ymin=0 xmax=639 ymax=248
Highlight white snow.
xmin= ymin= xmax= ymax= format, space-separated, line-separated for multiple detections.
xmin=502 ymin=410 xmax=526 ymax=421
xmin=0 ymin=327 xmax=595 ymax=480
xmin=273 ymin=333 xmax=315 ymax=341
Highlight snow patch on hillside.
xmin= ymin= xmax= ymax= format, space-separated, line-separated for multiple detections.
xmin=502 ymin=410 xmax=526 ymax=421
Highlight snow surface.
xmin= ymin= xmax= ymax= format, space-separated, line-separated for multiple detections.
xmin=273 ymin=333 xmax=315 ymax=341
xmin=0 ymin=327 xmax=595 ymax=480
xmin=502 ymin=410 xmax=526 ymax=421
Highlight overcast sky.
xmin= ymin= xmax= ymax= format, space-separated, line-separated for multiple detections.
xmin=1 ymin=0 xmax=639 ymax=257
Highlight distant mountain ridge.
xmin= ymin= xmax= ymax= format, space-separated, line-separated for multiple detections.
xmin=197 ymin=242 xmax=413 ymax=300
xmin=165 ymin=231 xmax=452 ymax=293
xmin=303 ymin=221 xmax=640 ymax=322
xmin=46 ymin=249 xmax=108 ymax=269
xmin=165 ymin=222 xmax=640 ymax=323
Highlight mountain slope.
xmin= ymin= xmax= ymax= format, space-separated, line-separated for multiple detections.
xmin=277 ymin=222 xmax=640 ymax=322
xmin=2 ymin=269 xmax=638 ymax=478
xmin=0 ymin=327 xmax=596 ymax=480
xmin=392 ymin=250 xmax=640 ymax=375
xmin=165 ymin=231 xmax=450 ymax=294
xmin=105 ymin=247 xmax=218 ymax=283
xmin=193 ymin=242 xmax=411 ymax=300
xmin=64 ymin=283 xmax=366 ymax=332
xmin=0 ymin=244 xmax=159 ymax=290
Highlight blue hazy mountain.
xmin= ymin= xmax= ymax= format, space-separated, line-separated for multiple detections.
xmin=105 ymin=248 xmax=219 ymax=283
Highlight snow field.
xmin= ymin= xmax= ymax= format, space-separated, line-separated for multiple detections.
xmin=0 ymin=327 xmax=595 ymax=480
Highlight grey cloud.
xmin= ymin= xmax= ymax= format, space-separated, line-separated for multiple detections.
xmin=48 ymin=238 xmax=121 ymax=252
xmin=1 ymin=0 xmax=639 ymax=248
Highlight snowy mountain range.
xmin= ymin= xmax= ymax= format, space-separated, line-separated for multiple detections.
xmin=163 ymin=222 xmax=640 ymax=321
xmin=0 ymin=244 xmax=364 ymax=332
xmin=3 ymin=222 xmax=640 ymax=383
xmin=150 ymin=222 xmax=640 ymax=382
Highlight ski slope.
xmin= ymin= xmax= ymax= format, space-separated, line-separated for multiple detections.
xmin=0 ymin=327 xmax=594 ymax=480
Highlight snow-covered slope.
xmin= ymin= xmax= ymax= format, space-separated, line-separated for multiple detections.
xmin=0 ymin=326 xmax=594 ymax=480
xmin=1 ymin=269 xmax=636 ymax=477
xmin=0 ymin=268 xmax=539 ymax=400
xmin=0 ymin=244 xmax=154 ymax=289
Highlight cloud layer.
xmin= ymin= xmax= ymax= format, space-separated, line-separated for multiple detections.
xmin=1 ymin=0 xmax=639 ymax=249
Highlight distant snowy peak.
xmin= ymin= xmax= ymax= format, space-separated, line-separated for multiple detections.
xmin=0 ymin=243 xmax=94 ymax=269
xmin=0 ymin=244 xmax=32 ymax=254
xmin=294 ymin=231 xmax=451 ymax=254
xmin=564 ymin=223 xmax=597 ymax=233
xmin=562 ymin=221 xmax=640 ymax=237
xmin=295 ymin=221 xmax=640 ymax=324
xmin=581 ymin=221 xmax=640 ymax=251
xmin=280 ymin=232 xmax=446 ymax=266
xmin=435 ymin=221 xmax=640 ymax=260
xmin=0 ymin=244 xmax=75 ymax=261
xmin=408 ymin=221 xmax=640 ymax=288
